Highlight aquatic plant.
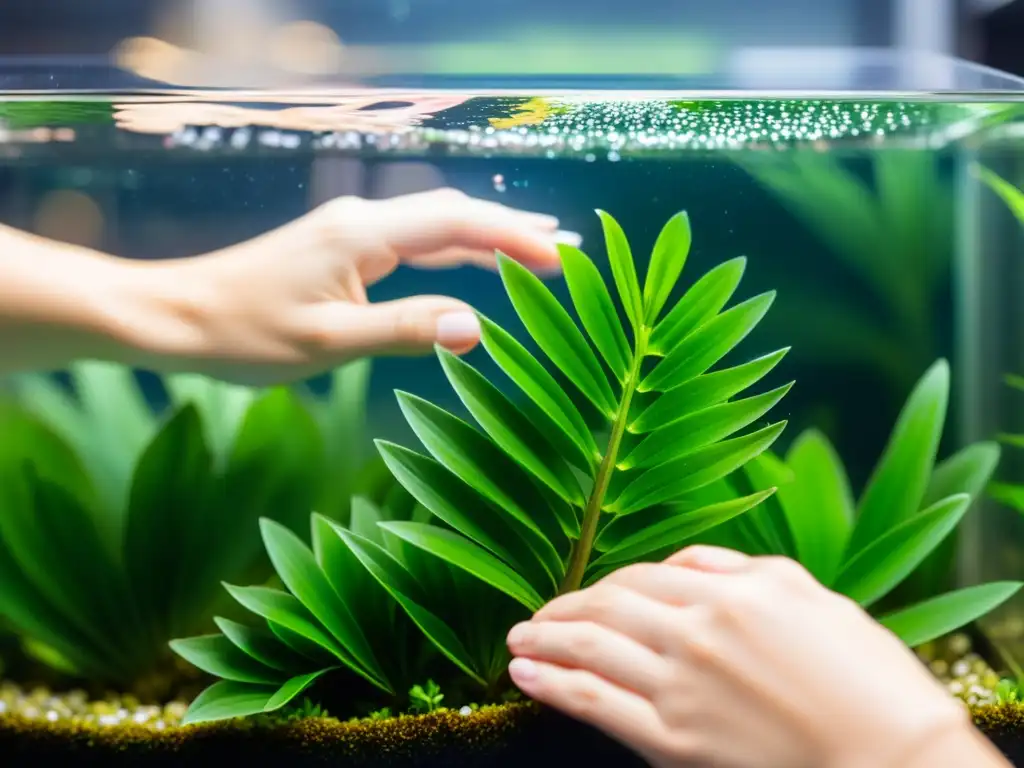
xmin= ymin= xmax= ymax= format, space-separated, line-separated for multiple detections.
xmin=0 ymin=363 xmax=326 ymax=691
xmin=736 ymin=151 xmax=950 ymax=397
xmin=695 ymin=359 xmax=1022 ymax=647
xmin=171 ymin=210 xmax=793 ymax=722
xmin=975 ymin=165 xmax=1024 ymax=517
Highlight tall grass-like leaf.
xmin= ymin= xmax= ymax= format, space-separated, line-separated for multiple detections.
xmin=690 ymin=360 xmax=1019 ymax=647
xmin=777 ymin=429 xmax=854 ymax=584
xmin=974 ymin=164 xmax=1024 ymax=223
xmin=846 ymin=359 xmax=949 ymax=555
xmin=878 ymin=583 xmax=1024 ymax=648
xmin=833 ymin=494 xmax=971 ymax=608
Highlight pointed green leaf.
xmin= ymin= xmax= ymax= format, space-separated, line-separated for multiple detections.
xmin=834 ymin=494 xmax=971 ymax=608
xmin=974 ymin=165 xmax=1024 ymax=224
xmin=560 ymin=243 xmax=632 ymax=382
xmin=621 ymin=383 xmax=792 ymax=471
xmin=991 ymin=482 xmax=1024 ymax=513
xmin=596 ymin=209 xmax=643 ymax=330
xmin=379 ymin=521 xmax=546 ymax=611
xmin=337 ymin=527 xmax=486 ymax=686
xmin=1007 ymin=373 xmax=1024 ymax=392
xmin=779 ymin=429 xmax=855 ymax=585
xmin=649 ymin=257 xmax=746 ymax=355
xmin=847 ymin=360 xmax=949 ymax=555
xmin=169 ymin=634 xmax=283 ymax=685
xmin=224 ymin=585 xmax=348 ymax=664
xmin=376 ymin=442 xmax=560 ymax=590
xmin=310 ymin=514 xmax=397 ymax=676
xmin=164 ymin=374 xmax=255 ymax=468
xmin=394 ymin=392 xmax=568 ymax=567
xmin=644 ymin=211 xmax=691 ymax=324
xmin=180 ymin=680 xmax=279 ymax=725
xmin=630 ymin=348 xmax=789 ymax=433
xmin=592 ymin=489 xmax=775 ymax=569
xmin=923 ymin=441 xmax=1001 ymax=507
xmin=436 ymin=346 xmax=583 ymax=507
xmin=213 ymin=616 xmax=308 ymax=673
xmin=0 ymin=469 xmax=140 ymax=663
xmin=263 ymin=669 xmax=336 ymax=712
xmin=642 ymin=292 xmax=776 ymax=393
xmin=259 ymin=518 xmax=388 ymax=691
xmin=498 ymin=252 xmax=616 ymax=414
xmin=612 ymin=421 xmax=786 ymax=514
xmin=739 ymin=451 xmax=798 ymax=558
xmin=878 ymin=582 xmax=1023 ymax=648
xmin=479 ymin=314 xmax=598 ymax=469
xmin=125 ymin=404 xmax=214 ymax=638
xmin=267 ymin=620 xmax=337 ymax=666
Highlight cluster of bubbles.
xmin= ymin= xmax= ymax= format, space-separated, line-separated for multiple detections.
xmin=143 ymin=98 xmax=967 ymax=160
xmin=916 ymin=633 xmax=1004 ymax=708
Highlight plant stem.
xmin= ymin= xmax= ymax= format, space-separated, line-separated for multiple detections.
xmin=558 ymin=329 xmax=648 ymax=594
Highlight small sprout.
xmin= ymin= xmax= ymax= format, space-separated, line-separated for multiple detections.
xmin=501 ymin=689 xmax=523 ymax=703
xmin=409 ymin=680 xmax=444 ymax=714
xmin=367 ymin=707 xmax=392 ymax=721
xmin=281 ymin=697 xmax=328 ymax=721
xmin=994 ymin=678 xmax=1023 ymax=705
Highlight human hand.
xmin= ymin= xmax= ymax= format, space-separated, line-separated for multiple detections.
xmin=505 ymin=545 xmax=988 ymax=768
xmin=118 ymin=188 xmax=575 ymax=384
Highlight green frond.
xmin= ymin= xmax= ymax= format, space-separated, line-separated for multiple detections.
xmin=378 ymin=210 xmax=789 ymax=600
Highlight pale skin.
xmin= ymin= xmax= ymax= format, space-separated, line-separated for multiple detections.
xmin=0 ymin=188 xmax=1011 ymax=767
xmin=506 ymin=545 xmax=1013 ymax=768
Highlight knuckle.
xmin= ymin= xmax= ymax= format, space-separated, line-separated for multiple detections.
xmin=583 ymin=584 xmax=629 ymax=623
xmin=566 ymin=676 xmax=605 ymax=718
xmin=433 ymin=186 xmax=466 ymax=202
xmin=679 ymin=606 xmax=726 ymax=665
xmin=758 ymin=555 xmax=812 ymax=586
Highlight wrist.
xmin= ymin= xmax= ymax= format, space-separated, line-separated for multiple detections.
xmin=830 ymin=709 xmax=1008 ymax=768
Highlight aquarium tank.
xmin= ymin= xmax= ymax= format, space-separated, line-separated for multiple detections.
xmin=5 ymin=28 xmax=1024 ymax=766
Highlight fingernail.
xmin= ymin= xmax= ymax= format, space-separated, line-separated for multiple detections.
xmin=436 ymin=311 xmax=481 ymax=347
xmin=509 ymin=657 xmax=538 ymax=684
xmin=506 ymin=623 xmax=528 ymax=647
xmin=554 ymin=229 xmax=582 ymax=247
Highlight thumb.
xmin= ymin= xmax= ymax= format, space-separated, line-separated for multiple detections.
xmin=313 ymin=296 xmax=483 ymax=358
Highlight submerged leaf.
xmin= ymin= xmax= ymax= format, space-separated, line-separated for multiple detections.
xmin=649 ymin=257 xmax=746 ymax=355
xmin=379 ymin=521 xmax=546 ymax=611
xmin=833 ymin=494 xmax=971 ymax=608
xmin=643 ymin=211 xmax=692 ymax=324
xmin=778 ymin=429 xmax=854 ymax=585
xmin=498 ymin=252 xmax=616 ymax=415
xmin=878 ymin=582 xmax=1023 ymax=648
xmin=847 ymin=360 xmax=949 ymax=556
xmin=560 ymin=243 xmax=632 ymax=382
xmin=596 ymin=209 xmax=643 ymax=331
xmin=642 ymin=292 xmax=776 ymax=393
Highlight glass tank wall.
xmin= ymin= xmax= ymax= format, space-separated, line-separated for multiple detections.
xmin=1 ymin=50 xmax=1023 ymax=654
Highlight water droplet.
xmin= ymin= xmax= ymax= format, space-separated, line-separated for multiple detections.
xmin=492 ymin=173 xmax=506 ymax=193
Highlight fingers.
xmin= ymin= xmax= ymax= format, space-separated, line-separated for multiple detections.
xmin=664 ymin=544 xmax=754 ymax=572
xmin=322 ymin=189 xmax=579 ymax=274
xmin=599 ymin=561 xmax=741 ymax=607
xmin=532 ymin=584 xmax=683 ymax=652
xmin=506 ymin=619 xmax=673 ymax=696
xmin=297 ymin=296 xmax=482 ymax=358
xmin=506 ymin=657 xmax=673 ymax=755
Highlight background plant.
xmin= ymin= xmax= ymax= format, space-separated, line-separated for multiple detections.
xmin=689 ymin=359 xmax=1022 ymax=647
xmin=0 ymin=359 xmax=376 ymax=693
xmin=735 ymin=150 xmax=959 ymax=606
xmin=974 ymin=165 xmax=1024 ymax=517
xmin=172 ymin=209 xmax=794 ymax=723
